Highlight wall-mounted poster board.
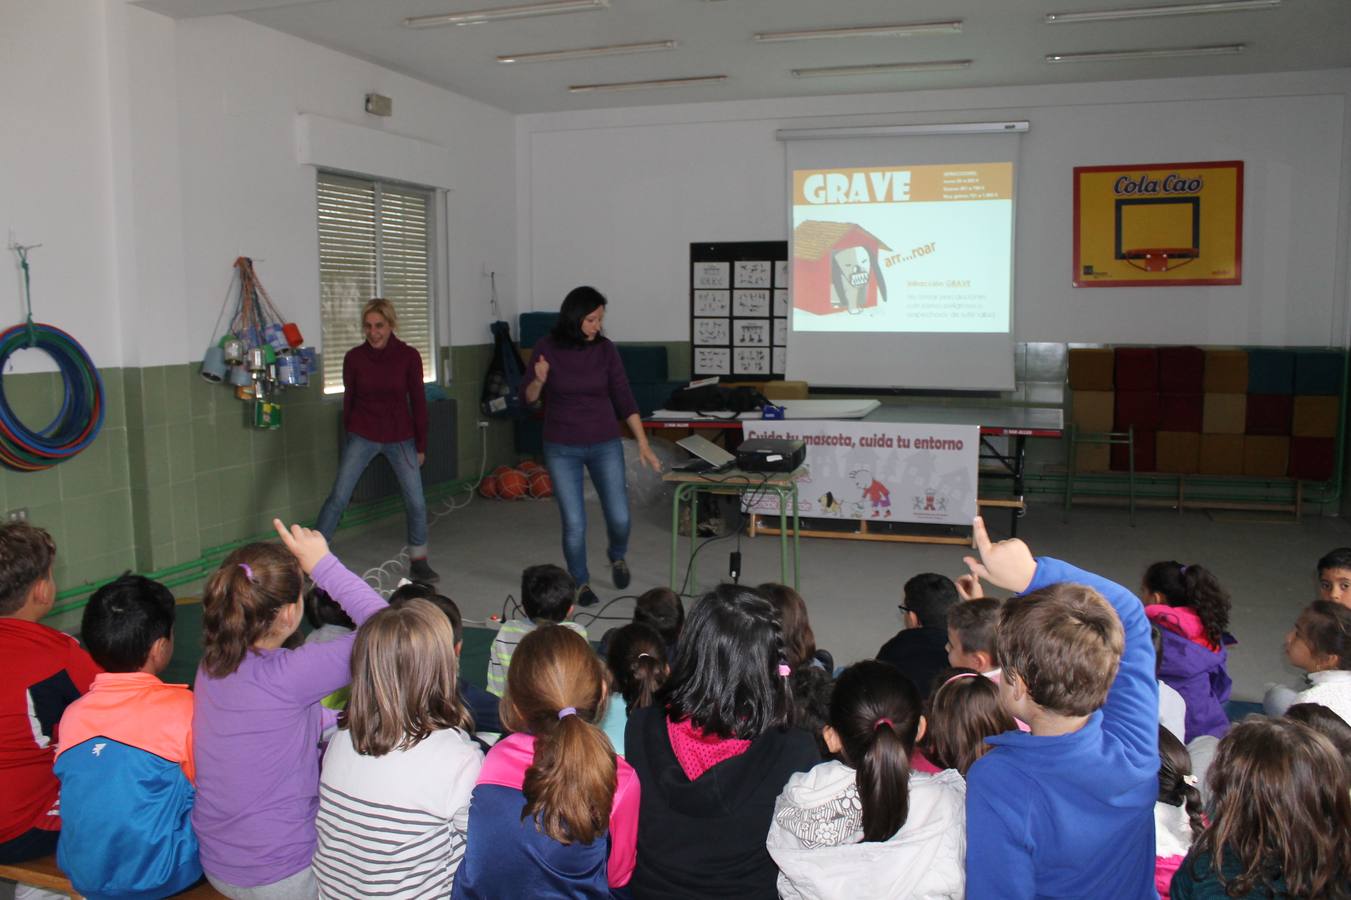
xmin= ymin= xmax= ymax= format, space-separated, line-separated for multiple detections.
xmin=1073 ymin=160 xmax=1243 ymax=287
xmin=691 ymin=241 xmax=788 ymax=379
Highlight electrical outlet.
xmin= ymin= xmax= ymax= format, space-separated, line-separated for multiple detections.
xmin=6 ymin=508 xmax=28 ymax=523
xmin=477 ymin=420 xmax=491 ymax=429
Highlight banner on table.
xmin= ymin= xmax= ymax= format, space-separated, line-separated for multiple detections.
xmin=742 ymin=419 xmax=978 ymax=526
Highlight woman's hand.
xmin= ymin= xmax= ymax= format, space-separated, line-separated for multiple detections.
xmin=273 ymin=518 xmax=330 ymax=575
xmin=962 ymin=516 xmax=1036 ymax=594
xmin=638 ymin=443 xmax=662 ymax=473
xmin=418 ymin=452 xmax=426 ymax=467
xmin=534 ymin=356 xmax=549 ymax=384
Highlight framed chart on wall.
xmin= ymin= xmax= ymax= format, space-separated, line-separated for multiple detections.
xmin=690 ymin=241 xmax=788 ymax=379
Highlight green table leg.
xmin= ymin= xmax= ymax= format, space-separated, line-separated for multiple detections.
xmin=670 ymin=483 xmax=688 ymax=589
xmin=791 ymin=482 xmax=800 ymax=588
xmin=777 ymin=486 xmax=789 ymax=584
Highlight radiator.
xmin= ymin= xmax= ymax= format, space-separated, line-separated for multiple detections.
xmin=340 ymin=397 xmax=459 ymax=504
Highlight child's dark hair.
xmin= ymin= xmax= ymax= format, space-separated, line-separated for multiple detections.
xmin=947 ymin=599 xmax=1001 ymax=661
xmin=0 ymin=523 xmax=55 ymax=616
xmin=549 ymin=286 xmax=608 ymax=348
xmin=634 ymin=586 xmax=684 ymax=647
xmin=1192 ymin=717 xmax=1351 ymax=898
xmin=389 ymin=582 xmax=461 ymax=645
xmin=1158 ymin=725 xmax=1205 ymax=842
xmin=759 ymin=582 xmax=817 ymax=670
xmin=1285 ymin=703 xmax=1351 ymax=770
xmin=791 ymin=666 xmax=836 ymax=758
xmin=1143 ymin=560 xmax=1231 ymax=649
xmin=902 ymin=573 xmax=960 ymax=629
xmin=521 ymin=564 xmax=575 ymax=624
xmin=201 ymin=543 xmax=303 ymax=678
xmin=922 ymin=669 xmax=1015 ymax=775
xmin=605 ymin=623 xmax=668 ymax=710
xmin=1317 ymin=547 xmax=1351 ymax=575
xmin=1293 ymin=600 xmax=1351 ymax=669
xmin=502 ymin=625 xmax=615 ymax=846
xmin=81 ymin=574 xmax=175 ymax=673
xmin=830 ymin=660 xmax=922 ymax=843
xmin=1150 ymin=624 xmax=1164 ymax=678
xmin=304 ymin=585 xmax=353 ymax=632
xmin=664 ymin=584 xmax=791 ymax=740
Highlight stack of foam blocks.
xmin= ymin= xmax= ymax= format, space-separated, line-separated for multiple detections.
xmin=1068 ymin=347 xmax=1341 ymax=480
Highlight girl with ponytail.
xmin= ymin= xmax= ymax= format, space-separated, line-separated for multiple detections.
xmin=452 ymin=625 xmax=640 ymax=898
xmin=1142 ymin=560 xmax=1235 ymax=741
xmin=1154 ymin=726 xmax=1205 ymax=900
xmin=599 ymin=622 xmax=669 ymax=755
xmin=192 ymin=521 xmax=388 ymax=900
xmin=767 ymin=660 xmax=966 ymax=900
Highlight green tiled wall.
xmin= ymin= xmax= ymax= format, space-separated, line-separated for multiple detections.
xmin=1 ymin=345 xmax=515 ymax=607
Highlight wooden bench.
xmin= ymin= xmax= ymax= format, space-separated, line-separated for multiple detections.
xmin=0 ymin=855 xmax=226 ymax=899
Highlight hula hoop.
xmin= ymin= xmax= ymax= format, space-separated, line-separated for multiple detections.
xmin=0 ymin=323 xmax=105 ymax=471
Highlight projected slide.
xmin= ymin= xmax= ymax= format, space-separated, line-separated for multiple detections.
xmin=791 ymin=163 xmax=1013 ymax=334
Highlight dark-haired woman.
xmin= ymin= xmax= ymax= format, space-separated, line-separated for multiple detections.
xmin=624 ymin=584 xmax=820 ymax=899
xmin=768 ymin=660 xmax=967 ymax=899
xmin=522 ymin=286 xmax=660 ymax=607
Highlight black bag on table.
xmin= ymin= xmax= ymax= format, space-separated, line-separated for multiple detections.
xmin=664 ymin=384 xmax=770 ymax=417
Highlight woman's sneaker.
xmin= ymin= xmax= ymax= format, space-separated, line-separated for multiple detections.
xmin=409 ymin=558 xmax=440 ymax=583
xmin=611 ymin=559 xmax=631 ymax=590
xmin=576 ymin=584 xmax=600 ymax=607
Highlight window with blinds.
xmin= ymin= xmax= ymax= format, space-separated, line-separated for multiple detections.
xmin=317 ymin=172 xmax=436 ymax=393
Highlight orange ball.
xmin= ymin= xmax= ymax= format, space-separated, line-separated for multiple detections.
xmin=528 ymin=469 xmax=553 ymax=498
xmin=498 ymin=469 xmax=529 ymax=500
xmin=518 ymin=459 xmax=540 ymax=472
xmin=492 ymin=464 xmax=514 ymax=479
xmin=479 ymin=475 xmax=499 ymax=499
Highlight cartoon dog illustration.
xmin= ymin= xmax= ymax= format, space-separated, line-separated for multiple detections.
xmin=817 ymin=491 xmax=844 ymax=515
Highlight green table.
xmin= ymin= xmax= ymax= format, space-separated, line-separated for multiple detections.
xmin=666 ymin=467 xmax=802 ymax=591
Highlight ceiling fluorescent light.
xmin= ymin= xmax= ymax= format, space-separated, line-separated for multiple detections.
xmin=404 ymin=0 xmax=607 ymax=28
xmin=754 ymin=21 xmax=963 ymax=42
xmin=1046 ymin=0 xmax=1279 ymax=24
xmin=569 ymin=75 xmax=728 ymax=93
xmin=792 ymin=60 xmax=971 ymax=78
xmin=1046 ymin=44 xmax=1246 ymax=63
xmin=777 ymin=121 xmax=1029 ymax=141
xmin=498 ymin=40 xmax=676 ymax=64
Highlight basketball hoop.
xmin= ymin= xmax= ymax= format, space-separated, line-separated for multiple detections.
xmin=1122 ymin=247 xmax=1198 ymax=273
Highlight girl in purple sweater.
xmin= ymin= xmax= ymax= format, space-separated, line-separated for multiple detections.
xmin=192 ymin=520 xmax=386 ymax=900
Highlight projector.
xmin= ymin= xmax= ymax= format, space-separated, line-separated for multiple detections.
xmin=736 ymin=438 xmax=806 ymax=473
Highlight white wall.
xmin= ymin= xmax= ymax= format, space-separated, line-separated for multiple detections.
xmin=517 ymin=70 xmax=1351 ymax=348
xmin=0 ymin=1 xmax=518 ymax=373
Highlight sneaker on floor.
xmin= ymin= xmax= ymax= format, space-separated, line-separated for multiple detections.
xmin=576 ymin=584 xmax=600 ymax=607
xmin=611 ymin=559 xmax=631 ymax=590
xmin=409 ymin=557 xmax=440 ymax=583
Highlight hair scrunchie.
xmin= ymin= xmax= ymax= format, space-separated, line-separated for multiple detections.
xmin=557 ymin=706 xmax=577 ymax=720
xmin=873 ymin=717 xmax=894 ymax=731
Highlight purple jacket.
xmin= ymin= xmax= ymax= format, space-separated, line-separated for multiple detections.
xmin=521 ymin=336 xmax=638 ymax=446
xmin=1154 ymin=626 xmax=1231 ymax=742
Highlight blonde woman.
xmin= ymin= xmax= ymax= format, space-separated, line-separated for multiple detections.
xmin=316 ymin=298 xmax=438 ymax=581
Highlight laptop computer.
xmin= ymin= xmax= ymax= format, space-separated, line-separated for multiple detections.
xmin=674 ymin=434 xmax=736 ymax=473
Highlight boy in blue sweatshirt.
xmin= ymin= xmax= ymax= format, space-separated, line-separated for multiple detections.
xmin=961 ymin=517 xmax=1158 ymax=899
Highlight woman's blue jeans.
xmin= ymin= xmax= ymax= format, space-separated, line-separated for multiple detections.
xmin=544 ymin=439 xmax=630 ymax=587
xmin=316 ymin=434 xmax=428 ymax=552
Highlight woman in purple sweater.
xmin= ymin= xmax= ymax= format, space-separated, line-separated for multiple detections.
xmin=315 ymin=298 xmax=437 ymax=582
xmin=522 ymin=287 xmax=660 ymax=607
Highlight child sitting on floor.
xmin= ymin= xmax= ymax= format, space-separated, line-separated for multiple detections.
xmin=1154 ymin=726 xmax=1204 ymax=900
xmin=600 ymin=622 xmax=669 ymax=755
xmin=962 ymin=517 xmax=1158 ymax=899
xmin=945 ymin=598 xmax=1003 ymax=680
xmin=55 ymin=574 xmax=199 ymax=900
xmin=453 ymin=625 xmax=639 ymax=898
xmin=634 ymin=585 xmax=684 ymax=659
xmin=1142 ymin=560 xmax=1234 ymax=742
xmin=191 ymin=520 xmax=386 ymax=899
xmin=1316 ymin=547 xmax=1351 ymax=608
xmin=314 ymin=599 xmax=482 ymax=899
xmin=768 ymin=659 xmax=966 ymax=900
xmin=486 ymin=564 xmax=585 ymax=696
xmin=919 ymin=669 xmax=1016 ymax=776
xmin=1170 ymin=717 xmax=1351 ymax=898
xmin=1264 ymin=600 xmax=1351 ymax=725
xmin=0 ymin=524 xmax=99 ymax=870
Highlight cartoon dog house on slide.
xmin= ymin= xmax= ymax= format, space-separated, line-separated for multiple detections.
xmin=793 ymin=220 xmax=890 ymax=315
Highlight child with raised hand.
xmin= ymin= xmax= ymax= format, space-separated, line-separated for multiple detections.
xmin=1317 ymin=547 xmax=1351 ymax=607
xmin=55 ymin=575 xmax=199 ymax=900
xmin=768 ymin=659 xmax=966 ymax=900
xmin=1142 ymin=561 xmax=1234 ymax=742
xmin=1264 ymin=600 xmax=1351 ymax=724
xmin=453 ymin=625 xmax=640 ymax=898
xmin=192 ymin=520 xmax=387 ymax=900
xmin=1155 ymin=726 xmax=1204 ymax=900
xmin=314 ymin=599 xmax=482 ymax=899
xmin=625 ymin=584 xmax=820 ymax=899
xmin=921 ymin=669 xmax=1016 ymax=775
xmin=600 ymin=622 xmax=669 ymax=755
xmin=1171 ymin=717 xmax=1351 ymax=899
xmin=961 ymin=516 xmax=1158 ymax=900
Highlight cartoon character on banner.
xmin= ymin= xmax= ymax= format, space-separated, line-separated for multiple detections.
xmin=817 ymin=491 xmax=844 ymax=515
xmin=851 ymin=466 xmax=892 ymax=519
